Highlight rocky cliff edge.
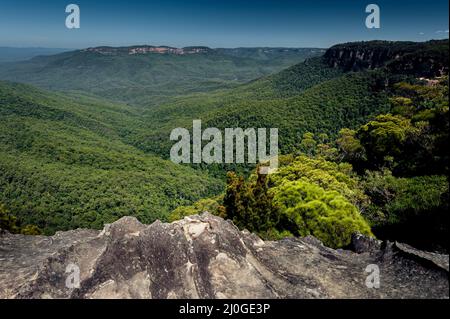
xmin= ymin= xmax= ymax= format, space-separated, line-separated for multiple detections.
xmin=0 ymin=213 xmax=448 ymax=299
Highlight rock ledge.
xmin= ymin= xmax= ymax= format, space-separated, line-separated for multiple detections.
xmin=0 ymin=213 xmax=448 ymax=299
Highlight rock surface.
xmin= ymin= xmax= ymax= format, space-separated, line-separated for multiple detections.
xmin=323 ymin=40 xmax=449 ymax=77
xmin=0 ymin=213 xmax=448 ymax=299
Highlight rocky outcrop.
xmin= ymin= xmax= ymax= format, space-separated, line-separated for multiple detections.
xmin=323 ymin=40 xmax=449 ymax=77
xmin=83 ymin=46 xmax=214 ymax=56
xmin=0 ymin=213 xmax=448 ymax=299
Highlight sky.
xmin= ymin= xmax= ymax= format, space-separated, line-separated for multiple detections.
xmin=0 ymin=0 xmax=448 ymax=49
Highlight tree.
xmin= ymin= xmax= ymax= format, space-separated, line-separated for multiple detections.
xmin=272 ymin=180 xmax=373 ymax=248
xmin=270 ymin=155 xmax=369 ymax=211
xmin=223 ymin=172 xmax=248 ymax=228
xmin=0 ymin=204 xmax=19 ymax=233
xmin=168 ymin=197 xmax=222 ymax=222
xmin=317 ymin=133 xmax=329 ymax=144
xmin=223 ymin=170 xmax=279 ymax=234
xmin=299 ymin=132 xmax=317 ymax=156
xmin=363 ymin=171 xmax=448 ymax=251
xmin=21 ymin=225 xmax=42 ymax=235
xmin=248 ymin=169 xmax=278 ymax=232
xmin=357 ymin=114 xmax=417 ymax=170
xmin=0 ymin=204 xmax=42 ymax=235
xmin=336 ymin=128 xmax=366 ymax=166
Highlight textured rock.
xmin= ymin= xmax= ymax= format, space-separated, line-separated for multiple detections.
xmin=0 ymin=213 xmax=448 ymax=299
xmin=323 ymin=40 xmax=449 ymax=77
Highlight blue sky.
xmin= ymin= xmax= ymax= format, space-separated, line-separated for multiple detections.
xmin=0 ymin=0 xmax=448 ymax=48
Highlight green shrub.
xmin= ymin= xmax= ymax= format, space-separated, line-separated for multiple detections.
xmin=362 ymin=171 xmax=448 ymax=251
xmin=168 ymin=197 xmax=223 ymax=222
xmin=270 ymin=155 xmax=369 ymax=211
xmin=0 ymin=203 xmax=42 ymax=235
xmin=272 ymin=180 xmax=372 ymax=248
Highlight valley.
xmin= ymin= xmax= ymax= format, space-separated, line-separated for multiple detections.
xmin=0 ymin=46 xmax=323 ymax=107
xmin=0 ymin=81 xmax=223 ymax=234
xmin=0 ymin=39 xmax=448 ymax=254
xmin=0 ymin=0 xmax=449 ymax=303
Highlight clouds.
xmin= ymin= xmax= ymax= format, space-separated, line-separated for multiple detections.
xmin=419 ymin=30 xmax=448 ymax=36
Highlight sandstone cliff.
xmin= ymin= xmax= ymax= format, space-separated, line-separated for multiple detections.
xmin=0 ymin=213 xmax=448 ymax=299
xmin=323 ymin=40 xmax=449 ymax=77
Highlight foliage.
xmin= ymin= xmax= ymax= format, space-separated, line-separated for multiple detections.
xmin=336 ymin=128 xmax=366 ymax=163
xmin=270 ymin=155 xmax=369 ymax=211
xmin=357 ymin=114 xmax=417 ymax=170
xmin=0 ymin=40 xmax=448 ymax=254
xmin=218 ymin=157 xmax=372 ymax=247
xmin=138 ymin=69 xmax=392 ymax=162
xmin=0 ymin=203 xmax=42 ymax=235
xmin=362 ymin=171 xmax=448 ymax=251
xmin=0 ymin=48 xmax=322 ymax=107
xmin=0 ymin=81 xmax=223 ymax=235
xmin=338 ymin=77 xmax=449 ymax=176
xmin=223 ymin=171 xmax=278 ymax=234
xmin=332 ymin=77 xmax=449 ymax=251
xmin=0 ymin=203 xmax=18 ymax=233
xmin=299 ymin=132 xmax=317 ymax=156
xmin=272 ymin=180 xmax=372 ymax=248
xmin=168 ymin=197 xmax=224 ymax=222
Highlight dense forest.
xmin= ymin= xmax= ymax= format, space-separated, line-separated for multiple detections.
xmin=0 ymin=81 xmax=222 ymax=234
xmin=0 ymin=40 xmax=448 ymax=253
xmin=169 ymin=76 xmax=449 ymax=252
xmin=0 ymin=47 xmax=322 ymax=107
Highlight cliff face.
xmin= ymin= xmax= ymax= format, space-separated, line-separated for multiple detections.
xmin=0 ymin=213 xmax=448 ymax=299
xmin=323 ymin=40 xmax=449 ymax=77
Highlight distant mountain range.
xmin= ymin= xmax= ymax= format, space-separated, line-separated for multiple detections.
xmin=0 ymin=47 xmax=71 ymax=62
xmin=134 ymin=39 xmax=449 ymax=158
xmin=0 ymin=46 xmax=323 ymax=106
xmin=80 ymin=45 xmax=326 ymax=59
xmin=82 ymin=45 xmax=214 ymax=55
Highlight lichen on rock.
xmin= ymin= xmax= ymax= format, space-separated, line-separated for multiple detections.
xmin=0 ymin=213 xmax=448 ymax=299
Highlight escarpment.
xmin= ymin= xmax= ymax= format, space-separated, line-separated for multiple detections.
xmin=324 ymin=40 xmax=449 ymax=77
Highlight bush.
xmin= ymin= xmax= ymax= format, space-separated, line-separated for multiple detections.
xmin=270 ymin=155 xmax=369 ymax=211
xmin=0 ymin=204 xmax=42 ymax=235
xmin=168 ymin=197 xmax=223 ymax=222
xmin=0 ymin=204 xmax=19 ymax=233
xmin=272 ymin=180 xmax=372 ymax=248
xmin=363 ymin=171 xmax=448 ymax=251
xmin=223 ymin=171 xmax=278 ymax=234
xmin=218 ymin=158 xmax=373 ymax=248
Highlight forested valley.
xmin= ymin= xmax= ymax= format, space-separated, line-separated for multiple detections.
xmin=1 ymin=40 xmax=448 ymax=253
